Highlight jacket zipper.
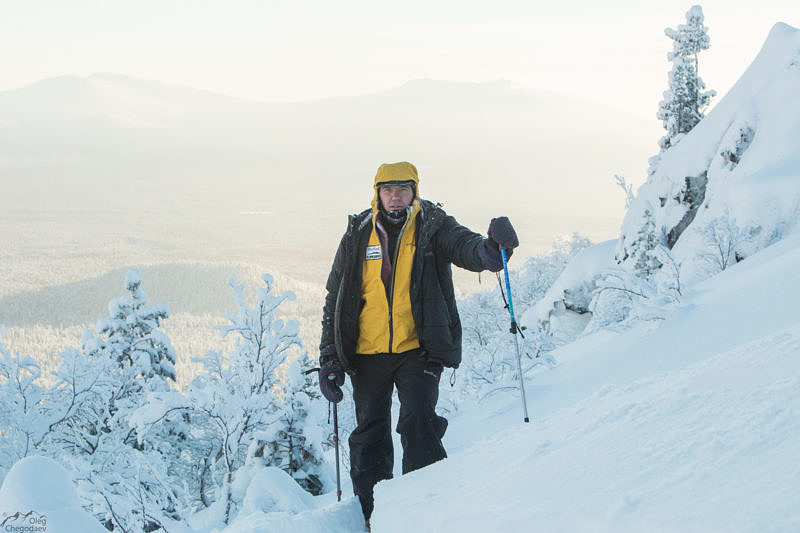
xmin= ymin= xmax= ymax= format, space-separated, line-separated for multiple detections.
xmin=387 ymin=207 xmax=412 ymax=354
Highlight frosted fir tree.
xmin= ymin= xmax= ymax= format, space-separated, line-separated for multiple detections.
xmin=632 ymin=207 xmax=665 ymax=278
xmin=99 ymin=268 xmax=177 ymax=396
xmin=656 ymin=5 xmax=715 ymax=153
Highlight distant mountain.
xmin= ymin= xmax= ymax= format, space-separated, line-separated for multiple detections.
xmin=0 ymin=73 xmax=655 ymax=191
xmin=0 ymin=73 xmax=657 ymax=245
xmin=0 ymin=73 xmax=659 ymax=305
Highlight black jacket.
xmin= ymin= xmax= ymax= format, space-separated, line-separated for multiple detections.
xmin=320 ymin=199 xmax=488 ymax=372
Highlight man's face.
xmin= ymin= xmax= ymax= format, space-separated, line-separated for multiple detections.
xmin=379 ymin=184 xmax=414 ymax=212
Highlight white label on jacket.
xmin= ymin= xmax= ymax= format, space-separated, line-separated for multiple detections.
xmin=366 ymin=245 xmax=382 ymax=261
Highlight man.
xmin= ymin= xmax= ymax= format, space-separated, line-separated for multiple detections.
xmin=318 ymin=161 xmax=518 ymax=524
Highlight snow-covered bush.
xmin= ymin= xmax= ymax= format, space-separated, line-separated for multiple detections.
xmin=694 ymin=208 xmax=759 ymax=276
xmin=588 ymin=245 xmax=682 ymax=332
xmin=254 ymin=351 xmax=329 ymax=495
xmin=449 ymin=235 xmax=590 ymax=409
xmin=0 ymin=344 xmax=46 ymax=479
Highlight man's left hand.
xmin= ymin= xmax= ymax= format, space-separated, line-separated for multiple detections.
xmin=488 ymin=216 xmax=519 ymax=250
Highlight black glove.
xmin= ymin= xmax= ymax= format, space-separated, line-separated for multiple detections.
xmin=479 ymin=216 xmax=518 ymax=272
xmin=488 ymin=216 xmax=519 ymax=250
xmin=319 ymin=345 xmax=345 ymax=403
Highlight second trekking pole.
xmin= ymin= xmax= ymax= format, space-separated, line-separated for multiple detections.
xmin=331 ymin=400 xmax=342 ymax=502
xmin=305 ymin=367 xmax=343 ymax=501
xmin=501 ymin=247 xmax=530 ymax=423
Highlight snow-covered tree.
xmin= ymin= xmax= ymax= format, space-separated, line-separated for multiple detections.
xmin=615 ymin=174 xmax=635 ymax=209
xmin=38 ymin=269 xmax=182 ymax=532
xmin=657 ymin=5 xmax=715 ymax=152
xmin=132 ymin=274 xmax=306 ymax=525
xmin=631 ymin=207 xmax=666 ymax=278
xmin=100 ymin=268 xmax=177 ymax=393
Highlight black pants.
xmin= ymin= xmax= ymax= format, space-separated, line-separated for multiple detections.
xmin=348 ymin=349 xmax=448 ymax=519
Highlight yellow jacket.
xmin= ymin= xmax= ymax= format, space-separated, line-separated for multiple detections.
xmin=356 ymin=162 xmax=421 ymax=354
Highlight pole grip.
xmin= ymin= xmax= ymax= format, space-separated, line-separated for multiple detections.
xmin=501 ymin=248 xmax=517 ymax=324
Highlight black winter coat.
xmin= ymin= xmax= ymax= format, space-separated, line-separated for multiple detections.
xmin=320 ymin=199 xmax=488 ymax=373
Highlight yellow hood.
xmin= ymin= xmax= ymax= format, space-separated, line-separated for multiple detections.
xmin=371 ymin=161 xmax=420 ymax=211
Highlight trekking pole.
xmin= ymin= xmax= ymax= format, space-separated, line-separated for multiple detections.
xmin=305 ymin=367 xmax=343 ymax=501
xmin=331 ymin=401 xmax=342 ymax=502
xmin=501 ymin=248 xmax=530 ymax=423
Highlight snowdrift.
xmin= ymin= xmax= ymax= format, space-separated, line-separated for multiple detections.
xmin=0 ymin=457 xmax=106 ymax=533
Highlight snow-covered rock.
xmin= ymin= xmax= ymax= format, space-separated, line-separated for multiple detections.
xmin=520 ymin=240 xmax=616 ymax=341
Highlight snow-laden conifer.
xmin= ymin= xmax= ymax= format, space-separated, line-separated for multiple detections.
xmin=657 ymin=5 xmax=715 ymax=153
xmin=38 ymin=269 xmax=181 ymax=532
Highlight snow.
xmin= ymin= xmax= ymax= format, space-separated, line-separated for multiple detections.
xmin=211 ymin=468 xmax=365 ymax=533
xmin=0 ymin=456 xmax=106 ymax=533
xmin=239 ymin=467 xmax=317 ymax=515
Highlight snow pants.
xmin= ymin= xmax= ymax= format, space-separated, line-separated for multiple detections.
xmin=348 ymin=349 xmax=448 ymax=519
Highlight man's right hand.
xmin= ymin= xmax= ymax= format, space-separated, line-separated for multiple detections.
xmin=319 ymin=345 xmax=345 ymax=403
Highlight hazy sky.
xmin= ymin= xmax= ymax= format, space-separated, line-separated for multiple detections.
xmin=2 ymin=1 xmax=800 ymax=118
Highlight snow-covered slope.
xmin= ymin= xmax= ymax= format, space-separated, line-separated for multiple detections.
xmin=368 ymin=231 xmax=800 ymax=533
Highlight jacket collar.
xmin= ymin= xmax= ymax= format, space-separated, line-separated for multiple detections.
xmin=349 ymin=198 xmax=445 ymax=239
